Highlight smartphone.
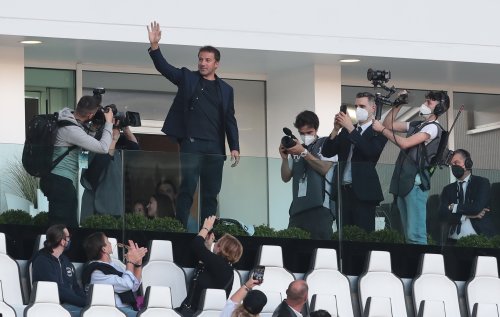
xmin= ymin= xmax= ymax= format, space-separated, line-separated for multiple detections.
xmin=340 ymin=104 xmax=347 ymax=114
xmin=253 ymin=265 xmax=265 ymax=283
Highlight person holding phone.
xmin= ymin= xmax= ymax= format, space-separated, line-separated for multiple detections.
xmin=321 ymin=92 xmax=387 ymax=232
xmin=221 ymin=276 xmax=267 ymax=317
xmin=176 ymin=216 xmax=244 ymax=317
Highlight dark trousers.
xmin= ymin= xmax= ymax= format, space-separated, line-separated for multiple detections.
xmin=176 ymin=138 xmax=225 ymax=227
xmin=338 ymin=184 xmax=376 ymax=232
xmin=289 ymin=206 xmax=334 ymax=240
xmin=40 ymin=173 xmax=79 ymax=227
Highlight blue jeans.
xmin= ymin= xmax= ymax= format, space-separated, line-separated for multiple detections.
xmin=119 ymin=306 xmax=137 ymax=317
xmin=397 ymin=184 xmax=428 ymax=244
xmin=62 ymin=304 xmax=82 ymax=317
xmin=176 ymin=138 xmax=225 ymax=227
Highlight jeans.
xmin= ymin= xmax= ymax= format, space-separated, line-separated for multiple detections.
xmin=397 ymin=184 xmax=429 ymax=244
xmin=176 ymin=138 xmax=225 ymax=227
xmin=62 ymin=303 xmax=82 ymax=317
xmin=119 ymin=306 xmax=138 ymax=317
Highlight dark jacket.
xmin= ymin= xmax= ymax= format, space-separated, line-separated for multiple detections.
xmin=321 ymin=125 xmax=387 ymax=203
xmin=31 ymin=248 xmax=86 ymax=307
xmin=181 ymin=236 xmax=233 ymax=311
xmin=148 ymin=48 xmax=239 ymax=155
xmin=272 ymin=300 xmax=308 ymax=317
xmin=439 ymin=174 xmax=495 ymax=237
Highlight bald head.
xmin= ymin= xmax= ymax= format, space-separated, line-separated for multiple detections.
xmin=286 ymin=280 xmax=308 ymax=304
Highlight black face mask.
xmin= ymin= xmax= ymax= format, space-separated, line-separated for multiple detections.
xmin=451 ymin=165 xmax=465 ymax=179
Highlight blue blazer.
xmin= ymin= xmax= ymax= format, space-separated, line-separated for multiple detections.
xmin=149 ymin=48 xmax=240 ymax=154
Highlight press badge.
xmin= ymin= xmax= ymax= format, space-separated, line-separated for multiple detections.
xmin=79 ymin=150 xmax=89 ymax=169
xmin=298 ymin=177 xmax=307 ymax=197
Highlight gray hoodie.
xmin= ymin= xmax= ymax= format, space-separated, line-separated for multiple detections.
xmin=51 ymin=107 xmax=113 ymax=187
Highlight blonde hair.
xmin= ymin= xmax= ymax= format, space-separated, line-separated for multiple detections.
xmin=231 ymin=304 xmax=259 ymax=317
xmin=217 ymin=234 xmax=243 ymax=263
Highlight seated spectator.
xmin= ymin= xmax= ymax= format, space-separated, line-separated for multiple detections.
xmin=156 ymin=179 xmax=178 ymax=205
xmin=132 ymin=200 xmax=147 ymax=216
xmin=439 ymin=149 xmax=494 ymax=243
xmin=146 ymin=194 xmax=175 ymax=218
xmin=82 ymin=232 xmax=148 ymax=317
xmin=176 ymin=216 xmax=243 ymax=317
xmin=221 ymin=276 xmax=267 ymax=317
xmin=272 ymin=280 xmax=309 ymax=317
xmin=31 ymin=224 xmax=86 ymax=317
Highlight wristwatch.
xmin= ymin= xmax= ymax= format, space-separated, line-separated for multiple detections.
xmin=300 ymin=149 xmax=309 ymax=157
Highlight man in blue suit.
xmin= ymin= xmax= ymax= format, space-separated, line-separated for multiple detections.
xmin=147 ymin=21 xmax=240 ymax=227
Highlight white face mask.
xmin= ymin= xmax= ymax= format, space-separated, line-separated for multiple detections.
xmin=300 ymin=134 xmax=316 ymax=146
xmin=355 ymin=107 xmax=369 ymax=122
xmin=419 ymin=103 xmax=432 ymax=116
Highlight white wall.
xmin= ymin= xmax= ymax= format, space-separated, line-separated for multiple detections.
xmin=0 ymin=46 xmax=25 ymax=144
xmin=3 ymin=0 xmax=500 ymax=64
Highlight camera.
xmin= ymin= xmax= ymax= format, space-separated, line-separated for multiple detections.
xmin=91 ymin=88 xmax=141 ymax=128
xmin=367 ymin=68 xmax=391 ymax=84
xmin=281 ymin=127 xmax=298 ymax=149
xmin=367 ymin=69 xmax=408 ymax=120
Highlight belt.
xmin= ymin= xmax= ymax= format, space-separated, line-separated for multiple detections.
xmin=341 ymin=184 xmax=353 ymax=189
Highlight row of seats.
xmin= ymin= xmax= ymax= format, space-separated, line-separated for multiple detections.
xmin=2 ymin=232 xmax=500 ymax=316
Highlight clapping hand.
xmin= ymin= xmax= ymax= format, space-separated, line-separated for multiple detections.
xmin=125 ymin=240 xmax=148 ymax=265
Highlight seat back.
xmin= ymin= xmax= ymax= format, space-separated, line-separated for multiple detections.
xmin=305 ymin=248 xmax=353 ymax=317
xmin=82 ymin=283 xmax=125 ymax=317
xmin=0 ymin=237 xmax=25 ymax=306
xmin=472 ymin=303 xmax=500 ymax=317
xmin=193 ymin=288 xmax=227 ymax=317
xmin=24 ymin=281 xmax=70 ymax=317
xmin=363 ymin=296 xmax=393 ymax=317
xmin=28 ymin=234 xmax=46 ymax=290
xmin=252 ymin=245 xmax=295 ymax=296
xmin=137 ymin=286 xmax=181 ymax=317
xmin=417 ymin=300 xmax=446 ymax=317
xmin=467 ymin=256 xmax=500 ymax=316
xmin=229 ymin=269 xmax=242 ymax=297
xmin=412 ymin=253 xmax=460 ymax=317
xmin=358 ymin=251 xmax=407 ymax=317
xmin=310 ymin=294 xmax=338 ymax=317
xmin=0 ymin=281 xmax=16 ymax=317
xmin=0 ymin=232 xmax=6 ymax=254
xmin=259 ymin=291 xmax=282 ymax=317
xmin=108 ymin=237 xmax=125 ymax=269
xmin=141 ymin=240 xmax=187 ymax=308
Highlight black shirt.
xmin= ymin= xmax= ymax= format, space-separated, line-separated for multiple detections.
xmin=187 ymin=78 xmax=223 ymax=142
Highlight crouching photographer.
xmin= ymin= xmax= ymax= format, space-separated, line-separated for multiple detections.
xmin=80 ymin=90 xmax=141 ymax=221
xmin=279 ymin=110 xmax=335 ymax=240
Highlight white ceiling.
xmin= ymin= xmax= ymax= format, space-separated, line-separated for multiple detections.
xmin=5 ymin=34 xmax=500 ymax=112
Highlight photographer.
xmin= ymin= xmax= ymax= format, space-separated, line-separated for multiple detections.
xmin=40 ymin=96 xmax=114 ymax=227
xmin=280 ymin=111 xmax=334 ymax=240
xmin=321 ymin=92 xmax=387 ymax=232
xmin=372 ymin=90 xmax=449 ymax=244
xmin=80 ymin=116 xmax=140 ymax=221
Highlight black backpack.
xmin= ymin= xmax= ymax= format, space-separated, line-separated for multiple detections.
xmin=22 ymin=113 xmax=77 ymax=177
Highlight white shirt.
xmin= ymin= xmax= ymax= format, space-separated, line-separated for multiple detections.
xmin=220 ymin=299 xmax=238 ymax=317
xmin=343 ymin=120 xmax=372 ymax=184
xmin=90 ymin=260 xmax=141 ymax=308
xmin=449 ymin=174 xmax=477 ymax=239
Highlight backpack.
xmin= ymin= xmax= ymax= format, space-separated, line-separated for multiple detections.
xmin=22 ymin=113 xmax=77 ymax=177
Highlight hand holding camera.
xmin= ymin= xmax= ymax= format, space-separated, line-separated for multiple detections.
xmin=335 ymin=111 xmax=354 ymax=132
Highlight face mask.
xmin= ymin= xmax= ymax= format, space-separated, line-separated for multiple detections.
xmin=355 ymin=107 xmax=369 ymax=122
xmin=300 ymin=134 xmax=316 ymax=146
xmin=419 ymin=103 xmax=432 ymax=116
xmin=64 ymin=240 xmax=71 ymax=252
xmin=451 ymin=165 xmax=465 ymax=179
